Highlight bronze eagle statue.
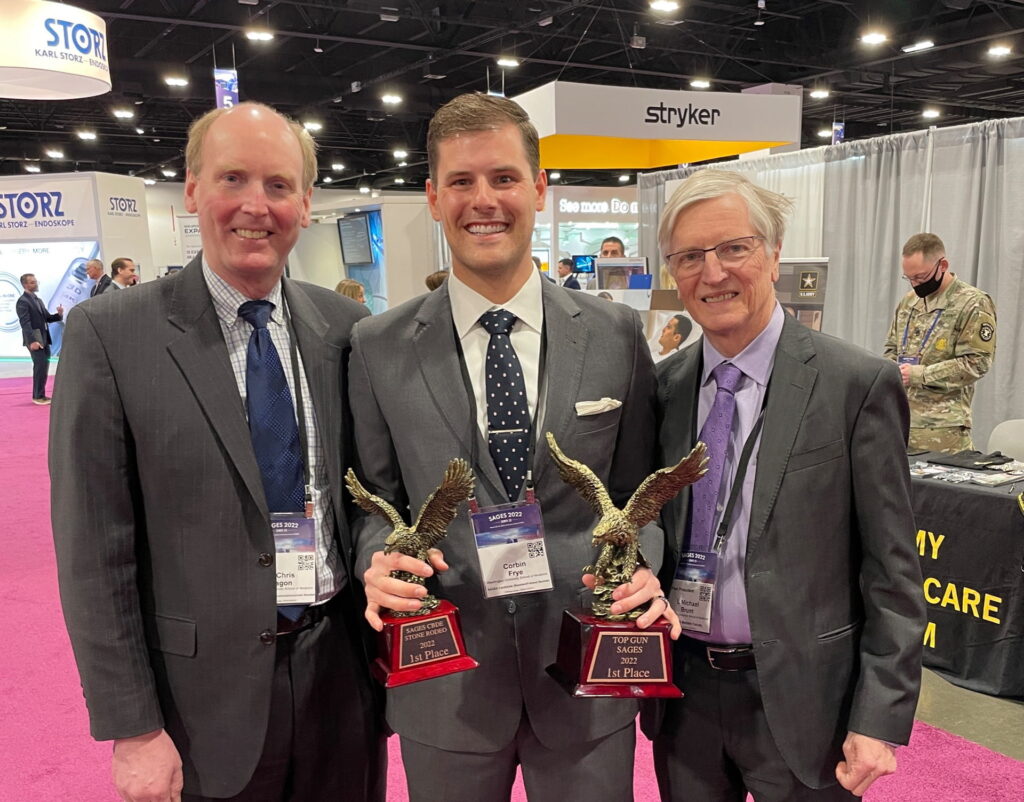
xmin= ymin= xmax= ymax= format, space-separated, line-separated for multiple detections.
xmin=345 ymin=458 xmax=474 ymax=617
xmin=546 ymin=433 xmax=708 ymax=620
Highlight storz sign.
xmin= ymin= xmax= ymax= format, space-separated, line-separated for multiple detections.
xmin=107 ymin=196 xmax=141 ymax=217
xmin=40 ymin=17 xmax=108 ymax=69
xmin=0 ymin=191 xmax=74 ymax=230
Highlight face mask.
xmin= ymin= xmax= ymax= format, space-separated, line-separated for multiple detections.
xmin=913 ymin=258 xmax=945 ymax=298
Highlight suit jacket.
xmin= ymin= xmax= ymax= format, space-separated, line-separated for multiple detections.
xmin=16 ymin=291 xmax=61 ymax=347
xmin=563 ymin=275 xmax=581 ymax=290
xmin=350 ymin=279 xmax=658 ymax=752
xmin=50 ymin=256 xmax=374 ymax=797
xmin=90 ymin=273 xmax=113 ymax=297
xmin=642 ymin=316 xmax=925 ymax=788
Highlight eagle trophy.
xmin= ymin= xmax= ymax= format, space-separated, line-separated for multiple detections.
xmin=345 ymin=459 xmax=475 ymax=617
xmin=546 ymin=433 xmax=708 ymax=620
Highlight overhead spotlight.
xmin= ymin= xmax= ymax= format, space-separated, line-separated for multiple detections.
xmin=901 ymin=40 xmax=934 ymax=53
xmin=161 ymin=168 xmax=178 ymax=177
xmin=45 ymin=148 xmax=64 ymax=159
xmin=809 ymin=88 xmax=830 ymax=99
xmin=754 ymin=0 xmax=766 ymax=26
xmin=618 ymin=174 xmax=630 ymax=183
xmin=650 ymin=0 xmax=679 ymax=11
xmin=394 ymin=177 xmax=406 ymax=184
xmin=816 ymin=128 xmax=831 ymax=138
xmin=538 ymin=15 xmax=553 ymax=27
xmin=144 ymin=178 xmax=157 ymax=185
xmin=630 ymin=23 xmax=646 ymax=49
xmin=690 ymin=79 xmax=711 ymax=89
xmin=359 ymin=185 xmax=371 ymax=194
xmin=332 ymin=162 xmax=345 ymax=171
xmin=379 ymin=7 xmax=400 ymax=22
xmin=322 ymin=176 xmax=333 ymax=183
xmin=922 ymin=108 xmax=941 ymax=119
xmin=313 ymin=39 xmax=324 ymax=54
xmin=24 ymin=163 xmax=41 ymax=173
xmin=988 ymin=44 xmax=1012 ymax=58
xmin=76 ymin=130 xmax=97 ymax=140
xmin=496 ymin=57 xmax=520 ymax=68
xmin=113 ymin=108 xmax=135 ymax=119
xmin=861 ymin=31 xmax=887 ymax=46
xmin=135 ymin=127 xmax=145 ymax=134
xmin=549 ymin=171 xmax=561 ymax=181
xmin=303 ymin=121 xmax=323 ymax=132
xmin=423 ymin=67 xmax=447 ymax=80
xmin=381 ymin=93 xmax=402 ymax=105
xmin=246 ymin=30 xmax=274 ymax=42
xmin=164 ymin=76 xmax=189 ymax=87
xmin=393 ymin=149 xmax=408 ymax=159
xmin=398 ymin=161 xmax=407 ymax=167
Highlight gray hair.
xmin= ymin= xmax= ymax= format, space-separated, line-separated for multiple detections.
xmin=658 ymin=169 xmax=794 ymax=258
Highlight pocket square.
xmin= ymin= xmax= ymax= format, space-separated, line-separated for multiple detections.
xmin=575 ymin=398 xmax=622 ymax=416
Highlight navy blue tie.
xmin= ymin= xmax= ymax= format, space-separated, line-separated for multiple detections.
xmin=238 ymin=300 xmax=306 ymax=620
xmin=480 ymin=310 xmax=530 ymax=501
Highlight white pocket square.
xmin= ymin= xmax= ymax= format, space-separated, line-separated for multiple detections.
xmin=575 ymin=398 xmax=622 ymax=416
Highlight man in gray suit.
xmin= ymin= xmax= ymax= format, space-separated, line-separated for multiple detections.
xmin=86 ymin=258 xmax=112 ymax=296
xmin=643 ymin=170 xmax=925 ymax=800
xmin=50 ymin=102 xmax=384 ymax=801
xmin=349 ymin=93 xmax=675 ymax=802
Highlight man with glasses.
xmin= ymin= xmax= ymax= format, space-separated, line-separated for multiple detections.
xmin=884 ymin=233 xmax=996 ymax=453
xmin=643 ymin=169 xmax=924 ymax=801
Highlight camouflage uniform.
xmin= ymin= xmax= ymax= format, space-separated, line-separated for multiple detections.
xmin=884 ymin=276 xmax=996 ymax=453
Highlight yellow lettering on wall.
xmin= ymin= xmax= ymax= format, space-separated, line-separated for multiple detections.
xmin=927 ymin=532 xmax=945 ymax=560
xmin=922 ymin=578 xmax=1002 ymax=624
xmin=961 ymin=587 xmax=981 ymax=619
xmin=982 ymin=595 xmax=1002 ymax=624
xmin=916 ymin=529 xmax=927 ymax=555
xmin=940 ymin=582 xmax=961 ymax=612
xmin=923 ymin=577 xmax=940 ymax=604
xmin=916 ymin=530 xmax=945 ymax=559
xmin=923 ymin=621 xmax=936 ymax=649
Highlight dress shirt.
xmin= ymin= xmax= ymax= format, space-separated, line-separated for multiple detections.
xmin=203 ymin=263 xmax=343 ymax=600
xmin=447 ymin=267 xmax=545 ymax=446
xmin=687 ymin=302 xmax=784 ymax=645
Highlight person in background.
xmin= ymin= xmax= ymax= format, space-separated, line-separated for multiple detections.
xmin=600 ymin=236 xmax=626 ymax=258
xmin=883 ymin=233 xmax=996 ymax=453
xmin=424 ymin=270 xmax=448 ymax=291
xmin=16 ymin=273 xmax=63 ymax=405
xmin=336 ymin=278 xmax=367 ymax=305
xmin=110 ymin=258 xmax=138 ymax=289
xmin=556 ymin=257 xmax=580 ymax=289
xmin=86 ymin=258 xmax=112 ymax=297
xmin=653 ymin=313 xmax=691 ymax=363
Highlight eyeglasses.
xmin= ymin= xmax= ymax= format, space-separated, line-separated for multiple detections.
xmin=901 ymin=257 xmax=944 ymax=284
xmin=665 ymin=235 xmax=765 ymax=277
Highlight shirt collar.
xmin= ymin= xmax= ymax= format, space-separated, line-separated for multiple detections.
xmin=701 ymin=302 xmax=785 ymax=388
xmin=448 ymin=266 xmax=544 ymax=339
xmin=203 ymin=260 xmax=284 ymax=327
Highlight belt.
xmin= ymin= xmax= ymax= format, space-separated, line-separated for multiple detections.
xmin=680 ymin=636 xmax=756 ymax=671
xmin=276 ymin=598 xmax=333 ymax=636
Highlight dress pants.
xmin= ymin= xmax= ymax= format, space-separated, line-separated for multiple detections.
xmin=29 ymin=345 xmax=50 ymax=399
xmin=652 ymin=648 xmax=854 ymax=802
xmin=183 ymin=590 xmax=386 ymax=802
xmin=400 ymin=710 xmax=636 ymax=802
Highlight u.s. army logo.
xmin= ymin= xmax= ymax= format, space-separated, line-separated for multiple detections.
xmin=979 ymin=322 xmax=994 ymax=342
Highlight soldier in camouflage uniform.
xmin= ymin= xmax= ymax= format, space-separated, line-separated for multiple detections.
xmin=884 ymin=233 xmax=996 ymax=453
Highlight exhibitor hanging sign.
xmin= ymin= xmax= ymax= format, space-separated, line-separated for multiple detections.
xmin=0 ymin=0 xmax=111 ymax=100
xmin=513 ymin=81 xmax=801 ymax=169
xmin=0 ymin=174 xmax=98 ymax=240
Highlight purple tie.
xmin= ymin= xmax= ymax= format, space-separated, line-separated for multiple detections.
xmin=689 ymin=362 xmax=744 ymax=551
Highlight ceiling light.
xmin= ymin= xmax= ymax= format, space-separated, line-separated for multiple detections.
xmin=861 ymin=31 xmax=887 ymax=46
xmin=381 ymin=93 xmax=402 ymax=105
xmin=144 ymin=179 xmax=156 ymax=185
xmin=153 ymin=138 xmax=161 ymax=142
xmin=313 ymin=40 xmax=324 ymax=54
xmin=379 ymin=7 xmax=400 ymax=22
xmin=901 ymin=40 xmax=934 ymax=54
xmin=809 ymin=88 xmax=830 ymax=99
xmin=371 ymin=190 xmax=381 ymax=198
xmin=690 ymin=79 xmax=711 ymax=89
xmin=423 ymin=68 xmax=447 ymax=80
xmin=45 ymin=148 xmax=64 ymax=159
xmin=161 ymin=168 xmax=177 ymax=177
xmin=135 ymin=127 xmax=145 ymax=134
xmin=323 ymin=176 xmax=333 ymax=183
xmin=359 ymin=186 xmax=371 ymax=194
xmin=497 ymin=57 xmax=520 ymax=68
xmin=549 ymin=171 xmax=561 ymax=180
xmin=922 ymin=108 xmax=941 ymax=119
xmin=76 ymin=130 xmax=97 ymax=140
xmin=303 ymin=121 xmax=323 ymax=132
xmin=393 ymin=149 xmax=408 ymax=159
xmin=332 ymin=162 xmax=345 ymax=171
xmin=394 ymin=177 xmax=406 ymax=184
xmin=988 ymin=44 xmax=1012 ymax=58
xmin=817 ymin=128 xmax=832 ymax=138
xmin=618 ymin=174 xmax=630 ymax=183
xmin=650 ymin=0 xmax=680 ymax=11
xmin=164 ymin=76 xmax=189 ymax=87
xmin=538 ymin=15 xmax=553 ymax=27
xmin=113 ymin=108 xmax=135 ymax=119
xmin=245 ymin=30 xmax=274 ymax=42
xmin=24 ymin=163 xmax=41 ymax=173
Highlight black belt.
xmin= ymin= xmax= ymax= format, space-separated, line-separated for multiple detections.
xmin=276 ymin=595 xmax=336 ymax=636
xmin=680 ymin=636 xmax=757 ymax=671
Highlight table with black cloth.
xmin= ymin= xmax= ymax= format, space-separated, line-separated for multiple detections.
xmin=911 ymin=471 xmax=1024 ymax=697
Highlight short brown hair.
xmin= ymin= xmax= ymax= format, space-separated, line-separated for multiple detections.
xmin=185 ymin=102 xmax=318 ymax=192
xmin=427 ymin=93 xmax=540 ymax=181
xmin=902 ymin=233 xmax=945 ymax=261
xmin=424 ymin=270 xmax=448 ymax=291
xmin=111 ymin=257 xmax=133 ymax=276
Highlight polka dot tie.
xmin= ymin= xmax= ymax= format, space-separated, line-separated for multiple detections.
xmin=480 ymin=309 xmax=530 ymax=502
xmin=689 ymin=362 xmax=744 ymax=551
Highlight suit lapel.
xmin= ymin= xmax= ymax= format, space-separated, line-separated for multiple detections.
xmin=746 ymin=317 xmax=817 ymax=560
xmin=165 ymin=258 xmax=270 ymax=520
xmin=660 ymin=343 xmax=703 ymax=557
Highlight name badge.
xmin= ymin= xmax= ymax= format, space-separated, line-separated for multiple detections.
xmin=271 ymin=512 xmax=317 ymax=605
xmin=669 ymin=550 xmax=718 ymax=635
xmin=470 ymin=500 xmax=553 ymax=598
xmin=897 ymin=355 xmax=921 ymax=365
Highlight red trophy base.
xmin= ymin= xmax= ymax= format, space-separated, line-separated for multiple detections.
xmin=546 ymin=608 xmax=682 ymax=698
xmin=372 ymin=599 xmax=479 ymax=688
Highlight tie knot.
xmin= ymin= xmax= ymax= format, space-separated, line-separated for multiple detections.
xmin=238 ymin=300 xmax=275 ymax=330
xmin=711 ymin=362 xmax=744 ymax=395
xmin=480 ymin=309 xmax=517 ymax=336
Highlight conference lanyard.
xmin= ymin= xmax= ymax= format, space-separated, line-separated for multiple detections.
xmin=282 ymin=301 xmax=314 ymax=517
xmin=901 ymin=307 xmax=943 ymax=356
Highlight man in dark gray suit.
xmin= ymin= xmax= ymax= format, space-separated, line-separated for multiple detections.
xmin=50 ymin=102 xmax=384 ymax=801
xmin=16 ymin=272 xmax=62 ymax=404
xmin=643 ymin=169 xmax=925 ymax=800
xmin=349 ymin=93 xmax=676 ymax=802
xmin=86 ymin=258 xmax=112 ymax=296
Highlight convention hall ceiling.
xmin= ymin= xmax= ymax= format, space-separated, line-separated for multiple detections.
xmin=2 ymin=0 xmax=1023 ymax=189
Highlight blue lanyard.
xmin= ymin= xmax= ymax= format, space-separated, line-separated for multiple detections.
xmin=900 ymin=308 xmax=942 ymax=355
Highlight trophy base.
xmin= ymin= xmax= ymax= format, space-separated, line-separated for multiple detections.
xmin=372 ymin=599 xmax=479 ymax=688
xmin=546 ymin=607 xmax=682 ymax=698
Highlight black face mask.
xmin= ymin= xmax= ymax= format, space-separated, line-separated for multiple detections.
xmin=913 ymin=258 xmax=945 ymax=298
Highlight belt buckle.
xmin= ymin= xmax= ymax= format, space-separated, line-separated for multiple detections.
xmin=705 ymin=645 xmax=747 ymax=671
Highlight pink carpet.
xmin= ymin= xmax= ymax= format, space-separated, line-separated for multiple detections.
xmin=2 ymin=374 xmax=1022 ymax=801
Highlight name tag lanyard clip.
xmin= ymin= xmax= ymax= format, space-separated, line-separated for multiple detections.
xmin=899 ymin=307 xmax=943 ymax=362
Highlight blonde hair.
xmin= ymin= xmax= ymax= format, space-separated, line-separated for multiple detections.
xmin=335 ymin=279 xmax=365 ymax=300
xmin=185 ymin=102 xmax=318 ymax=191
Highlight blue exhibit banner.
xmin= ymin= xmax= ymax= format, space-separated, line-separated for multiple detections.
xmin=831 ymin=121 xmax=845 ymax=145
xmin=214 ymin=68 xmax=239 ymax=109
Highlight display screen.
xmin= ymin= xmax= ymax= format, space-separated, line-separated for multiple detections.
xmin=572 ymin=254 xmax=596 ymax=274
xmin=338 ymin=214 xmax=374 ymax=265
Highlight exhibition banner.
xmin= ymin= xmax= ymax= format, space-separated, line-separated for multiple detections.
xmin=214 ymin=68 xmax=239 ymax=109
xmin=513 ymin=81 xmax=801 ymax=168
xmin=0 ymin=174 xmax=98 ymax=240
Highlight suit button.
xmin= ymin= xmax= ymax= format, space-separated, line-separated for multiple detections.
xmin=259 ymin=629 xmax=276 ymax=645
xmin=506 ymin=600 xmax=517 ymax=614
xmin=258 ymin=553 xmax=273 ymax=567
